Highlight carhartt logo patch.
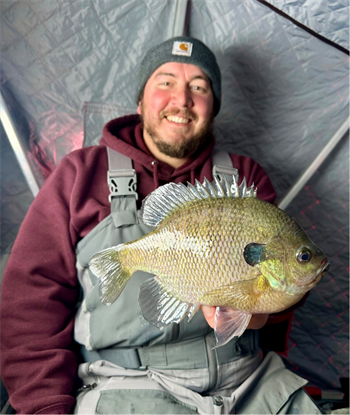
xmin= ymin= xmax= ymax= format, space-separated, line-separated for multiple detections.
xmin=172 ymin=41 xmax=193 ymax=57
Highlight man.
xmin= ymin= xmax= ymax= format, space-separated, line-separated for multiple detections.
xmin=1 ymin=37 xmax=322 ymax=414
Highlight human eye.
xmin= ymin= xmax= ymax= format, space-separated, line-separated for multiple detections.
xmin=157 ymin=79 xmax=173 ymax=88
xmin=192 ymin=85 xmax=205 ymax=91
xmin=190 ymin=80 xmax=209 ymax=93
xmin=191 ymin=85 xmax=209 ymax=94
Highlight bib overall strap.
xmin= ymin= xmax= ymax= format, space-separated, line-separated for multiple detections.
xmin=89 ymin=330 xmax=259 ymax=370
xmin=107 ymin=147 xmax=138 ymax=227
xmin=212 ymin=150 xmax=239 ymax=183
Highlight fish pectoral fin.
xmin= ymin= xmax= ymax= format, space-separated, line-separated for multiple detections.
xmin=200 ymin=276 xmax=266 ymax=307
xmin=89 ymin=245 xmax=131 ymax=306
xmin=213 ymin=307 xmax=252 ymax=348
xmin=138 ymin=277 xmax=198 ymax=329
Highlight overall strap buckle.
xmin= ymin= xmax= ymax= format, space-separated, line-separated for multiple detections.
xmin=106 ymin=147 xmax=138 ymax=203
xmin=212 ymin=150 xmax=239 ymax=183
xmin=108 ymin=169 xmax=138 ymax=203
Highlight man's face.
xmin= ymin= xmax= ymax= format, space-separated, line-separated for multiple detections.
xmin=137 ymin=62 xmax=215 ymax=159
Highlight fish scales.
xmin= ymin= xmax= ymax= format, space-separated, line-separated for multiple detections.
xmin=114 ymin=197 xmax=296 ymax=304
xmin=89 ymin=177 xmax=330 ymax=347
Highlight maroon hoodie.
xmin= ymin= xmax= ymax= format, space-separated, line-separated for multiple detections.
xmin=0 ymin=115 xmax=276 ymax=414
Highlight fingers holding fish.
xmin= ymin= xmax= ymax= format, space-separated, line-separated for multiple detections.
xmin=201 ymin=305 xmax=268 ymax=330
xmin=248 ymin=313 xmax=269 ymax=329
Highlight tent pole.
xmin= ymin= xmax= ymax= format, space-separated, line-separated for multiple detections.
xmin=0 ymin=92 xmax=40 ymax=198
xmin=278 ymin=118 xmax=349 ymax=210
xmin=173 ymin=0 xmax=188 ymax=37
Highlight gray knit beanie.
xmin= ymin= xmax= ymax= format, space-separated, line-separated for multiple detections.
xmin=136 ymin=36 xmax=221 ymax=116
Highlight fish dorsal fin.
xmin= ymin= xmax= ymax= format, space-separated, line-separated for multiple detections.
xmin=141 ymin=177 xmax=257 ymax=227
xmin=203 ymin=177 xmax=217 ymax=197
xmin=141 ymin=182 xmax=197 ymax=226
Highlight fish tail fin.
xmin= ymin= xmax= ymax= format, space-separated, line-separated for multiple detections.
xmin=89 ymin=244 xmax=132 ymax=305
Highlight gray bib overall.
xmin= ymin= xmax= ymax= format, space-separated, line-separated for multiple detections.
xmin=73 ymin=149 xmax=318 ymax=414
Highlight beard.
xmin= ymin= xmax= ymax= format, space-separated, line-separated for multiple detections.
xmin=140 ymin=102 xmax=214 ymax=159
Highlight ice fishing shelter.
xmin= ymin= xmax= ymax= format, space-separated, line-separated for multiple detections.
xmin=1 ymin=0 xmax=349 ymax=410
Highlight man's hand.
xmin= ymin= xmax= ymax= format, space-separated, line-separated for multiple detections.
xmin=201 ymin=305 xmax=269 ymax=329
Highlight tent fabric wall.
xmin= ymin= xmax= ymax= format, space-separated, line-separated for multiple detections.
xmin=188 ymin=2 xmax=348 ymax=390
xmin=265 ymin=0 xmax=349 ymax=50
xmin=283 ymin=133 xmax=349 ymax=390
xmin=0 ymin=122 xmax=34 ymax=283
xmin=0 ymin=0 xmax=349 ymax=396
xmin=1 ymin=0 xmax=176 ymax=165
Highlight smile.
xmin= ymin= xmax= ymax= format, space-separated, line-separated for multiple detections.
xmin=166 ymin=116 xmax=190 ymax=124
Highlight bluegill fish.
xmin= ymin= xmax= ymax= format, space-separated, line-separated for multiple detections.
xmin=89 ymin=176 xmax=329 ymax=347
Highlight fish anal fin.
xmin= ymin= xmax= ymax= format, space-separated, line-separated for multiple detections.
xmin=187 ymin=303 xmax=201 ymax=322
xmin=213 ymin=307 xmax=252 ymax=348
xmin=138 ymin=277 xmax=198 ymax=329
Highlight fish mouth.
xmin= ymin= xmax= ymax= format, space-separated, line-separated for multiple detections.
xmin=320 ymin=258 xmax=330 ymax=275
xmin=296 ymin=258 xmax=330 ymax=288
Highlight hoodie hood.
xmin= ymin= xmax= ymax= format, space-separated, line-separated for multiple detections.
xmin=99 ymin=114 xmax=216 ymax=201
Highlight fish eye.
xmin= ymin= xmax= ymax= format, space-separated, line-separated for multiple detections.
xmin=296 ymin=247 xmax=312 ymax=263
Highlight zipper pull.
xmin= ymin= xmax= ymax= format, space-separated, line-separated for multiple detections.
xmin=77 ymin=382 xmax=98 ymax=393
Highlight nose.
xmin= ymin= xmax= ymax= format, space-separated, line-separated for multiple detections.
xmin=171 ymin=86 xmax=193 ymax=108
